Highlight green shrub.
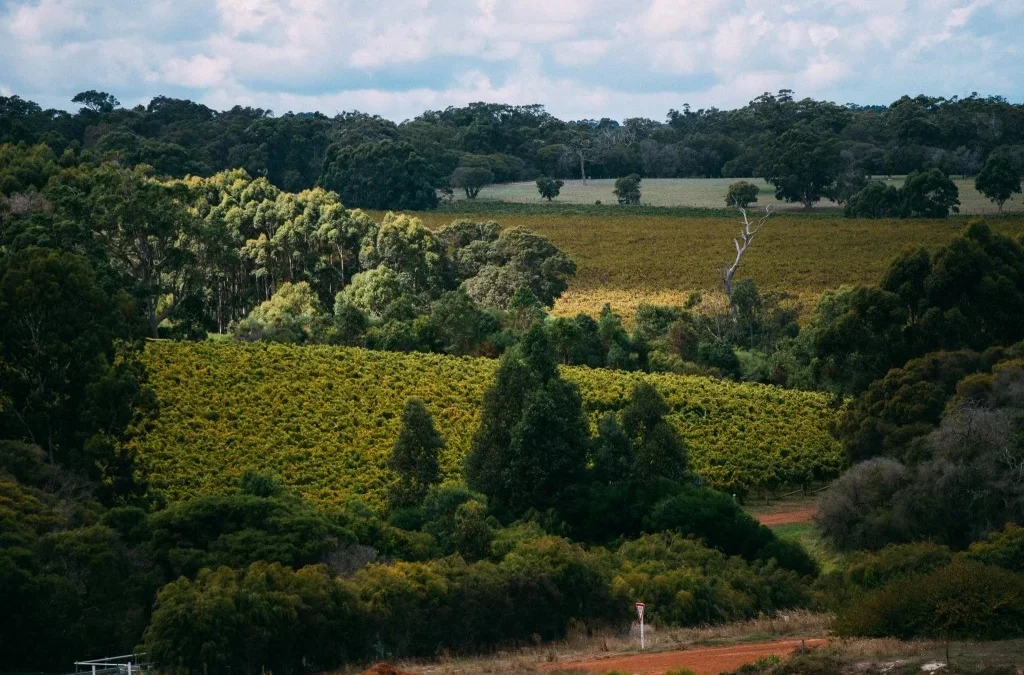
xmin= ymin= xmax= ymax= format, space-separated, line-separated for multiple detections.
xmin=843 ymin=541 xmax=953 ymax=592
xmin=612 ymin=533 xmax=809 ymax=626
xmin=964 ymin=523 xmax=1024 ymax=573
xmin=837 ymin=559 xmax=1024 ymax=640
xmin=143 ymin=563 xmax=367 ymax=675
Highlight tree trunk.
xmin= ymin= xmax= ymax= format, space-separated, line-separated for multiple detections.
xmin=579 ymin=153 xmax=587 ymax=185
xmin=147 ymin=296 xmax=159 ymax=338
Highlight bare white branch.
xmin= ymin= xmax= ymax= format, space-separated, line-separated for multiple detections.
xmin=721 ymin=206 xmax=773 ymax=299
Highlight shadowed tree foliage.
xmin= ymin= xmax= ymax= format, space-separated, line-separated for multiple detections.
xmin=803 ymin=222 xmax=1024 ymax=394
xmin=975 ymin=153 xmax=1021 ymax=212
xmin=450 ymin=165 xmax=493 ymax=199
xmin=898 ymin=168 xmax=960 ymax=217
xmin=725 ymin=180 xmax=759 ymax=208
xmin=613 ymin=173 xmax=642 ymax=204
xmin=464 ymin=326 xmax=589 ymax=519
xmin=535 ymin=175 xmax=564 ymax=201
xmin=0 ymin=248 xmax=152 ymax=493
xmin=319 ymin=139 xmax=438 ymax=210
xmin=388 ymin=399 xmax=445 ymax=508
xmin=761 ymin=126 xmax=843 ymax=208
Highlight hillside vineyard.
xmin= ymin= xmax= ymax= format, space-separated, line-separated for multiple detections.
xmin=134 ymin=342 xmax=842 ymax=507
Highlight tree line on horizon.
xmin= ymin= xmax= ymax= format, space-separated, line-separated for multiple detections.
xmin=3 ymin=89 xmax=1024 ymax=210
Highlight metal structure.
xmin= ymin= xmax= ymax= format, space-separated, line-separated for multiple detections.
xmin=73 ymin=653 xmax=151 ymax=675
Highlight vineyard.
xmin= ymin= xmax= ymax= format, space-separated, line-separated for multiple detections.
xmin=133 ymin=342 xmax=843 ymax=509
xmin=393 ymin=210 xmax=1024 ymax=319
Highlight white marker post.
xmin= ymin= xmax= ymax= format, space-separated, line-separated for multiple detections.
xmin=636 ymin=602 xmax=646 ymax=650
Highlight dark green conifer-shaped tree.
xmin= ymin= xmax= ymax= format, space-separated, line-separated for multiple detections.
xmin=464 ymin=325 xmax=589 ymax=518
xmin=388 ymin=398 xmax=444 ymax=508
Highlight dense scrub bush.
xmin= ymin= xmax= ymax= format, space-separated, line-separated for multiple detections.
xmin=964 ymin=524 xmax=1024 ymax=573
xmin=835 ymin=349 xmax=987 ymax=464
xmin=836 ymin=560 xmax=1024 ymax=640
xmin=612 ymin=533 xmax=809 ymax=626
xmin=816 ymin=458 xmax=910 ymax=551
xmin=144 ymin=562 xmax=367 ymax=675
xmin=820 ymin=359 xmax=1024 ymax=552
xmin=842 ymin=542 xmax=953 ymax=592
xmin=142 ymin=530 xmax=813 ymax=673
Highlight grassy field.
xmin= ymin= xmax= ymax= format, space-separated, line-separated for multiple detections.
xmin=463 ymin=177 xmax=1023 ymax=215
xmin=396 ymin=208 xmax=1024 ymax=319
xmin=132 ymin=342 xmax=842 ymax=509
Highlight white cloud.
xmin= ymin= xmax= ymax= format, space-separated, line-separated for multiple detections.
xmin=0 ymin=0 xmax=1019 ymax=121
xmin=350 ymin=20 xmax=437 ymax=68
xmin=553 ymin=40 xmax=611 ymax=67
xmin=629 ymin=0 xmax=727 ymax=37
xmin=6 ymin=0 xmax=88 ymax=41
xmin=162 ymin=55 xmax=232 ymax=88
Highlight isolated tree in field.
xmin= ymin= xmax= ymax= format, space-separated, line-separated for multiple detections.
xmin=845 ymin=181 xmax=901 ymax=218
xmin=535 ymin=176 xmax=564 ymax=201
xmin=725 ymin=181 xmax=759 ymax=208
xmin=614 ymin=174 xmax=642 ymax=205
xmin=388 ymin=398 xmax=444 ymax=507
xmin=761 ymin=127 xmax=843 ymax=208
xmin=899 ymin=168 xmax=960 ymax=218
xmin=450 ymin=166 xmax=494 ymax=199
xmin=975 ymin=154 xmax=1021 ymax=212
xmin=721 ymin=207 xmax=772 ymax=300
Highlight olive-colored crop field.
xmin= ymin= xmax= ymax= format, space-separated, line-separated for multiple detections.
xmin=132 ymin=342 xmax=843 ymax=509
xmin=400 ymin=209 xmax=1024 ymax=318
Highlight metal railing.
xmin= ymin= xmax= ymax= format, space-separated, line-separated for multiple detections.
xmin=73 ymin=654 xmax=151 ymax=675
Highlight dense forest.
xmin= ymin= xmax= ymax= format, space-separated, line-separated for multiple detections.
xmin=4 ymin=89 xmax=1024 ymax=209
xmin=2 ymin=88 xmax=1024 ymax=675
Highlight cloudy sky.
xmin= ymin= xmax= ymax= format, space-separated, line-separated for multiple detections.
xmin=1 ymin=0 xmax=1020 ymax=121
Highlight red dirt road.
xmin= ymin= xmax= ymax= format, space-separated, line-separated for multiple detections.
xmin=755 ymin=507 xmax=817 ymax=527
xmin=545 ymin=638 xmax=827 ymax=675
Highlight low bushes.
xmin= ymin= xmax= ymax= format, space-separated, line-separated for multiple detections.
xmin=143 ymin=532 xmax=812 ymax=673
xmin=836 ymin=559 xmax=1024 ymax=640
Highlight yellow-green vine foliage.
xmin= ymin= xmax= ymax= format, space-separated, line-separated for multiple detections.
xmin=134 ymin=342 xmax=843 ymax=508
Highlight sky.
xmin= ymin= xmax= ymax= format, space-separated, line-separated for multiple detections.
xmin=1 ymin=0 xmax=1021 ymax=122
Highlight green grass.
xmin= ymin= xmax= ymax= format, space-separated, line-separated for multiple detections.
xmin=770 ymin=523 xmax=845 ymax=574
xmin=461 ymin=177 xmax=1022 ymax=215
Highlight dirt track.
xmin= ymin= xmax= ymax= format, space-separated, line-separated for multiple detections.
xmin=755 ymin=507 xmax=817 ymax=527
xmin=545 ymin=638 xmax=827 ymax=675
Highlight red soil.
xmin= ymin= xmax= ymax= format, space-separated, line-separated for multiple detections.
xmin=362 ymin=664 xmax=414 ymax=675
xmin=545 ymin=638 xmax=827 ymax=675
xmin=755 ymin=507 xmax=817 ymax=527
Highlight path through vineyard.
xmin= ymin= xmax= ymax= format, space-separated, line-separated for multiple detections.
xmin=747 ymin=495 xmax=822 ymax=527
xmin=545 ymin=638 xmax=827 ymax=675
xmin=756 ymin=507 xmax=817 ymax=527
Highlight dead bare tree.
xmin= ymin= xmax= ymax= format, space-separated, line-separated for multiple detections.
xmin=721 ymin=206 xmax=773 ymax=300
xmin=564 ymin=135 xmax=595 ymax=184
